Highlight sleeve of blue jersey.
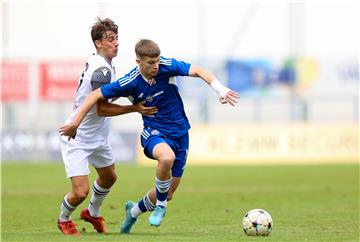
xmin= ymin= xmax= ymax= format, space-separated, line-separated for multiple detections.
xmin=100 ymin=81 xmax=120 ymax=99
xmin=100 ymin=67 xmax=140 ymax=98
xmin=167 ymin=57 xmax=191 ymax=76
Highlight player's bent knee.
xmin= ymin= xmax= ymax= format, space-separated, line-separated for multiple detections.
xmin=98 ymin=170 xmax=117 ymax=188
xmin=74 ymin=190 xmax=89 ymax=202
xmin=159 ymin=154 xmax=175 ymax=169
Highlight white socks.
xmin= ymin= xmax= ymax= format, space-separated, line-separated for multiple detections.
xmin=88 ymin=181 xmax=110 ymax=217
xmin=59 ymin=194 xmax=76 ymax=222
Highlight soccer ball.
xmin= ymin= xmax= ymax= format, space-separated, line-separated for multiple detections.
xmin=242 ymin=208 xmax=273 ymax=236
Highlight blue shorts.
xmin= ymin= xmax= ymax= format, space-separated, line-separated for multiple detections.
xmin=141 ymin=127 xmax=189 ymax=177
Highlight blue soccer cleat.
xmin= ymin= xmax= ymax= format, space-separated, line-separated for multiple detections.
xmin=149 ymin=205 xmax=166 ymax=227
xmin=120 ymin=201 xmax=137 ymax=233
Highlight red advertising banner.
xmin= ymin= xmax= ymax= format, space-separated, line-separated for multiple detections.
xmin=1 ymin=62 xmax=29 ymax=102
xmin=39 ymin=61 xmax=83 ymax=101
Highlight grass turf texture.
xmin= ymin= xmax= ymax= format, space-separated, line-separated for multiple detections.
xmin=2 ymin=163 xmax=359 ymax=241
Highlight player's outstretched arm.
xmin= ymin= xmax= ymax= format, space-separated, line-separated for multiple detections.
xmin=188 ymin=65 xmax=240 ymax=106
xmin=59 ymin=88 xmax=104 ymax=140
xmin=97 ymin=100 xmax=158 ymax=117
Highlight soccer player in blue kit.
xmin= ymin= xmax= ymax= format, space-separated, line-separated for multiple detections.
xmin=59 ymin=39 xmax=239 ymax=232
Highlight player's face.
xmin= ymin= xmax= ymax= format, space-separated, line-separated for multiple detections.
xmin=137 ymin=56 xmax=160 ymax=79
xmin=98 ymin=31 xmax=119 ymax=61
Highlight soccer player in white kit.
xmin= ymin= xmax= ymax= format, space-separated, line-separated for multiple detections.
xmin=57 ymin=18 xmax=157 ymax=235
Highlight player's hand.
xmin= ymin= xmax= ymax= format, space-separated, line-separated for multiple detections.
xmin=59 ymin=123 xmax=78 ymax=141
xmin=134 ymin=101 xmax=158 ymax=117
xmin=219 ymin=90 xmax=239 ymax=106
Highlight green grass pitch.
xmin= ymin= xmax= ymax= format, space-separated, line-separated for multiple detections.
xmin=2 ymin=162 xmax=359 ymax=241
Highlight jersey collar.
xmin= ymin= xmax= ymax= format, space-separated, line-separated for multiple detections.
xmin=138 ymin=66 xmax=156 ymax=85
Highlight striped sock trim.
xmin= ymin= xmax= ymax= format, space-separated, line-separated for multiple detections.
xmin=138 ymin=199 xmax=147 ymax=212
xmin=62 ymin=198 xmax=75 ymax=211
xmin=155 ymin=178 xmax=172 ymax=193
xmin=93 ymin=181 xmax=110 ymax=196
xmin=143 ymin=192 xmax=156 ymax=211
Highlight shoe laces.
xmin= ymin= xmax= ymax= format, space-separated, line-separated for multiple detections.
xmin=153 ymin=206 xmax=165 ymax=216
xmin=62 ymin=221 xmax=78 ymax=233
xmin=94 ymin=216 xmax=105 ymax=222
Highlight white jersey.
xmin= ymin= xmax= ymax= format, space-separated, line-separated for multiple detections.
xmin=65 ymin=54 xmax=116 ymax=141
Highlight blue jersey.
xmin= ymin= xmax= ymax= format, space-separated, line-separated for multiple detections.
xmin=101 ymin=56 xmax=191 ymax=138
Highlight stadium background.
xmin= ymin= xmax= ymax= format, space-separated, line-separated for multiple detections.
xmin=2 ymin=0 xmax=358 ymax=164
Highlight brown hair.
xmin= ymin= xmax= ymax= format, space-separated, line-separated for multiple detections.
xmin=135 ymin=39 xmax=161 ymax=58
xmin=91 ymin=17 xmax=118 ymax=45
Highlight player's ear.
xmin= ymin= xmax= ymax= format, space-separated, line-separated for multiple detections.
xmin=136 ymin=57 xmax=141 ymax=65
xmin=95 ymin=39 xmax=102 ymax=49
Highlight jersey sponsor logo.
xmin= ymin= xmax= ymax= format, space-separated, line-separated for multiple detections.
xmin=145 ymin=96 xmax=153 ymax=102
xmin=91 ymin=67 xmax=111 ymax=90
xmin=101 ymin=68 xmax=109 ymax=76
xmin=152 ymin=91 xmax=164 ymax=98
xmin=145 ymin=90 xmax=164 ymax=103
xmin=151 ymin=129 xmax=159 ymax=135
